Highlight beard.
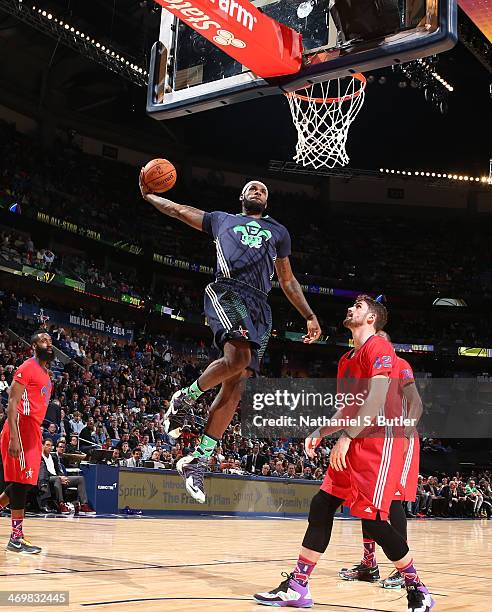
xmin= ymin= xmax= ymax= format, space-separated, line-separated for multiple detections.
xmin=243 ymin=196 xmax=266 ymax=215
xmin=35 ymin=346 xmax=54 ymax=362
xmin=343 ymin=316 xmax=362 ymax=329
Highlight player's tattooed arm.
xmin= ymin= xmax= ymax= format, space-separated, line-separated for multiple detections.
xmin=139 ymin=170 xmax=205 ymax=231
xmin=275 ymin=256 xmax=321 ymax=343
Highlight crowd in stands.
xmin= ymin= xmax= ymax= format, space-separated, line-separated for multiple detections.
xmin=3 ymin=220 xmax=492 ymax=347
xmin=407 ymin=472 xmax=492 ymax=518
xmin=2 ymin=118 xmax=492 ymax=300
xmin=1 ymin=320 xmax=491 ymax=517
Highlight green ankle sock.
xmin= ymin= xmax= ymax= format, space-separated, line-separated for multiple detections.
xmin=183 ymin=380 xmax=204 ymax=401
xmin=192 ymin=433 xmax=218 ymax=459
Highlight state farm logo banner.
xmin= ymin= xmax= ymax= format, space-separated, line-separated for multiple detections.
xmin=154 ymin=0 xmax=303 ymax=78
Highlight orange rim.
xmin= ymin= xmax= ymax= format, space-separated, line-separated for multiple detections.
xmin=286 ymin=73 xmax=366 ymax=104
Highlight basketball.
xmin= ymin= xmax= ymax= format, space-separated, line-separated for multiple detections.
xmin=141 ymin=158 xmax=177 ymax=193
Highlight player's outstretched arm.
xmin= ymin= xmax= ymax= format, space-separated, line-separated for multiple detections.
xmin=6 ymin=381 xmax=25 ymax=458
xmin=275 ymin=256 xmax=321 ymax=344
xmin=139 ymin=169 xmax=205 ymax=232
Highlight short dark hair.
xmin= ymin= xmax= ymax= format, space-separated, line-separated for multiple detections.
xmin=31 ymin=331 xmax=49 ymax=344
xmin=357 ymin=295 xmax=388 ymax=331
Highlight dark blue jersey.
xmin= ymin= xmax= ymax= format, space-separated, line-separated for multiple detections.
xmin=202 ymin=212 xmax=291 ymax=294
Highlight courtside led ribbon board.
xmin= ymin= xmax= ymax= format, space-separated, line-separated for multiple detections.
xmin=154 ymin=0 xmax=303 ymax=78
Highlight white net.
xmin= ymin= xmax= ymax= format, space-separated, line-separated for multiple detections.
xmin=285 ymin=74 xmax=366 ymax=169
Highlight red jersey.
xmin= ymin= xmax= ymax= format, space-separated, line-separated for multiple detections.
xmin=337 ymin=334 xmax=396 ymax=381
xmin=396 ymin=356 xmax=415 ymax=418
xmin=336 ymin=335 xmax=400 ymax=432
xmin=12 ymin=357 xmax=52 ymax=426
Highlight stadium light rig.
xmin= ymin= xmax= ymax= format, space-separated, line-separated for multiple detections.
xmin=379 ymin=169 xmax=492 ymax=185
xmin=0 ymin=0 xmax=148 ymax=87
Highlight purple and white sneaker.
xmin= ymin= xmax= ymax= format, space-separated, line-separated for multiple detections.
xmin=406 ymin=585 xmax=435 ymax=612
xmin=254 ymin=572 xmax=313 ymax=607
xmin=176 ymin=455 xmax=207 ymax=503
xmin=164 ymin=389 xmax=195 ymax=439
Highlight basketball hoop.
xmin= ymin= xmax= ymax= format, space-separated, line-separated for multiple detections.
xmin=285 ymin=73 xmax=366 ymax=169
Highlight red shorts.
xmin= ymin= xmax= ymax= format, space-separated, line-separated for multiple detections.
xmin=321 ymin=436 xmax=405 ymax=520
xmin=1 ymin=414 xmax=42 ymax=485
xmin=394 ymin=436 xmax=420 ymax=502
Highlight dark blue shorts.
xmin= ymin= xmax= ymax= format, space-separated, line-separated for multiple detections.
xmin=204 ymin=279 xmax=272 ymax=375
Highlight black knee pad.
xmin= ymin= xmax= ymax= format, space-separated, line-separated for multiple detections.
xmin=389 ymin=500 xmax=407 ymax=541
xmin=7 ymin=482 xmax=31 ymax=510
xmin=361 ymin=515 xmax=409 ymax=561
xmin=302 ymin=490 xmax=342 ymax=553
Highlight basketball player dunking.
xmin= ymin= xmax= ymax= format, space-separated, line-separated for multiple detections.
xmin=139 ymin=177 xmax=321 ymax=503
xmin=0 ymin=332 xmax=53 ymax=553
xmin=254 ymin=296 xmax=433 ymax=612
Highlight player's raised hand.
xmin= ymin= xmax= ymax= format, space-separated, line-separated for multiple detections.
xmin=139 ymin=168 xmax=151 ymax=200
xmin=329 ymin=434 xmax=352 ymax=471
xmin=303 ymin=314 xmax=321 ymax=344
xmin=8 ymin=435 xmax=21 ymax=459
xmin=305 ymin=436 xmax=321 ymax=459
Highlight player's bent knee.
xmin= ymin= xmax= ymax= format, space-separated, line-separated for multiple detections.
xmin=308 ymin=490 xmax=341 ymax=525
xmin=301 ymin=491 xmax=341 ymax=553
xmin=361 ymin=517 xmax=409 ymax=561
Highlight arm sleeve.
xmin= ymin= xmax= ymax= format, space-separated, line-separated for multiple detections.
xmin=202 ymin=211 xmax=226 ymax=237
xmin=399 ymin=359 xmax=415 ymax=387
xmin=13 ymin=360 xmax=34 ymax=387
xmin=276 ymin=226 xmax=292 ymax=258
xmin=364 ymin=338 xmax=395 ymax=378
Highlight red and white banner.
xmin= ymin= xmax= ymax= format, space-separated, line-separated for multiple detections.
xmin=154 ymin=0 xmax=303 ymax=78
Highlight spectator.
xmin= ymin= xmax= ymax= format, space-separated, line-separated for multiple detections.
xmin=286 ymin=464 xmax=297 ymax=479
xmin=126 ymin=448 xmax=143 ymax=468
xmin=465 ymin=480 xmax=483 ymax=517
xmin=69 ymin=412 xmax=84 ymax=435
xmin=38 ymin=439 xmax=95 ymax=515
xmin=243 ymin=443 xmax=268 ymax=474
xmin=271 ymin=461 xmax=287 ymax=478
xmin=140 ymin=435 xmax=154 ymax=460
xmin=302 ymin=466 xmax=314 ymax=480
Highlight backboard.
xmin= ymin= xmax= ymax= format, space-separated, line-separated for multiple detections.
xmin=147 ymin=0 xmax=457 ymax=119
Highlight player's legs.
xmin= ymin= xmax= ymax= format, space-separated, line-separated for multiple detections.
xmin=254 ymin=490 xmax=343 ymax=607
xmin=340 ymin=500 xmax=407 ymax=585
xmin=4 ymin=482 xmax=41 ymax=554
xmin=176 ymin=359 xmax=249 ymax=503
xmin=362 ymin=515 xmax=434 ymax=611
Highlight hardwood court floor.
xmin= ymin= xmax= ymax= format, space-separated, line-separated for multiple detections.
xmin=0 ymin=515 xmax=490 ymax=611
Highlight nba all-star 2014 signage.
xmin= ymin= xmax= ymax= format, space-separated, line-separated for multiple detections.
xmin=154 ymin=0 xmax=302 ymax=78
xmin=17 ymin=303 xmax=134 ymax=341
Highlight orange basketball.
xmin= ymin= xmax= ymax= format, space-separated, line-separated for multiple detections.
xmin=141 ymin=158 xmax=177 ymax=193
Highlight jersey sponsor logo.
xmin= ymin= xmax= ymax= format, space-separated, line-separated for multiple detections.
xmin=373 ymin=355 xmax=392 ymax=369
xmin=233 ymin=220 xmax=272 ymax=249
xmin=401 ymin=368 xmax=413 ymax=380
